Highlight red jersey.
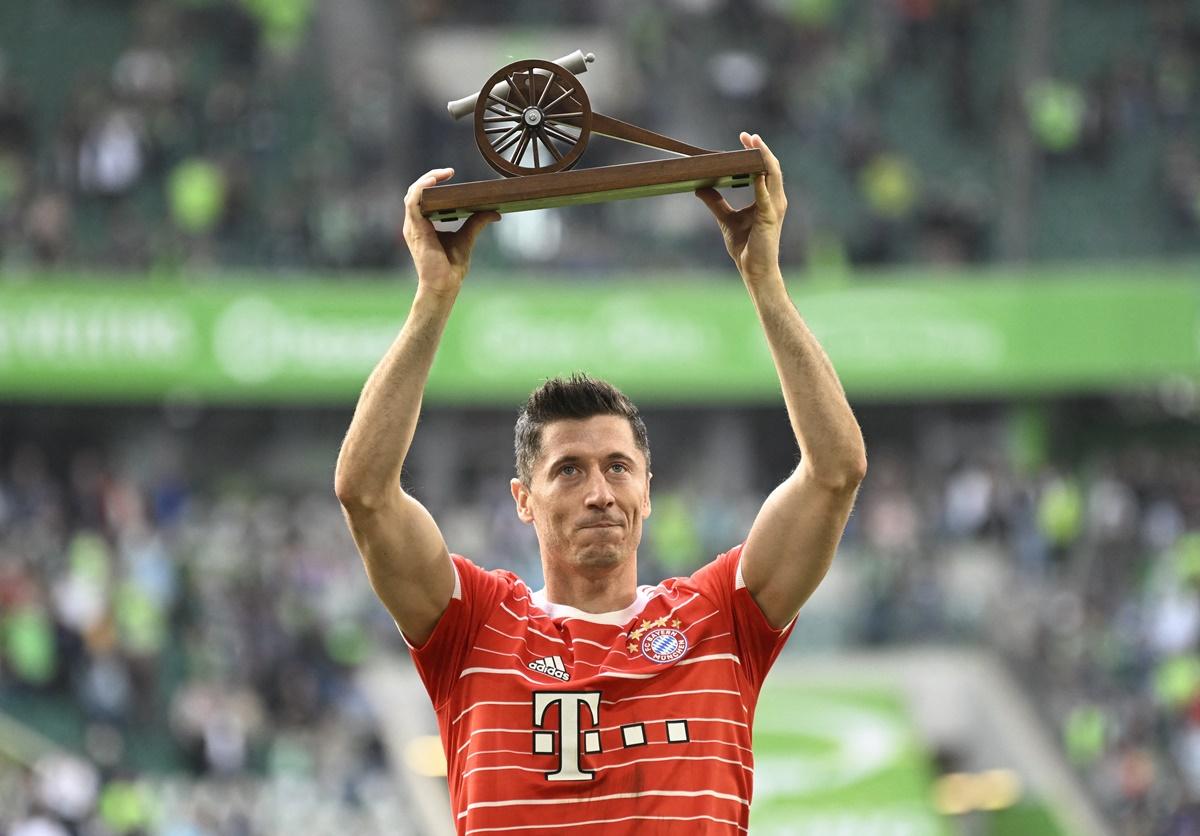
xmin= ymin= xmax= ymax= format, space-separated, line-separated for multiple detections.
xmin=405 ymin=544 xmax=795 ymax=835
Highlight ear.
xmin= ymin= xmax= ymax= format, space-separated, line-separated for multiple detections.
xmin=642 ymin=471 xmax=652 ymax=519
xmin=511 ymin=477 xmax=535 ymax=524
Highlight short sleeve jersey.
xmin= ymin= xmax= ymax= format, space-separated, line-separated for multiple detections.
xmin=405 ymin=545 xmax=795 ymax=835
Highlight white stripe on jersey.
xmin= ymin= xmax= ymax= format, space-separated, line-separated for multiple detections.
xmin=457 ymin=788 xmax=750 ymax=818
xmin=691 ymin=631 xmax=732 ymax=647
xmin=568 ymin=636 xmax=612 ymax=651
xmin=599 ymin=687 xmax=742 ymax=707
xmin=458 ymin=666 xmax=548 ymax=686
xmin=664 ymin=591 xmax=701 ymax=617
xmin=452 ymin=700 xmax=528 ymax=726
xmin=480 ymin=625 xmax=559 ymax=658
xmin=593 ymin=753 xmax=753 ymax=775
xmin=677 ymin=653 xmax=741 ymax=667
xmin=466 ymin=813 xmax=747 ymax=834
xmin=683 ymin=609 xmax=721 ymax=631
xmin=461 ymin=653 xmax=739 ymax=686
xmin=465 ymin=733 xmax=753 ymax=762
xmin=581 ymin=653 xmax=741 ymax=679
xmin=456 ymin=727 xmax=530 ymax=756
xmin=499 ymin=603 xmax=569 ymax=646
xmin=461 ymin=763 xmax=548 ymax=778
xmin=463 ymin=753 xmax=752 ymax=781
xmin=676 ymin=737 xmax=753 ymax=754
xmin=465 ymin=747 xmax=531 ymax=762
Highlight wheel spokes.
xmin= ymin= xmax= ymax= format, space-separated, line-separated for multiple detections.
xmin=493 ymin=127 xmax=524 ymax=156
xmin=506 ymin=74 xmax=530 ymax=109
xmin=510 ymin=130 xmax=533 ymax=165
xmin=486 ymin=93 xmax=521 ymax=114
xmin=538 ymin=128 xmax=563 ymax=161
xmin=541 ymin=122 xmax=581 ymax=146
xmin=487 ymin=125 xmax=522 ymax=155
xmin=542 ymin=86 xmax=577 ymax=114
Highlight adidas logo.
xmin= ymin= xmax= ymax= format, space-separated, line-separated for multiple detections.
xmin=528 ymin=655 xmax=570 ymax=681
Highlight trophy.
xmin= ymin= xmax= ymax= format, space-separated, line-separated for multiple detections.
xmin=420 ymin=50 xmax=765 ymax=222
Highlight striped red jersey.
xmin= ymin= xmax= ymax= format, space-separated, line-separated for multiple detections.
xmin=404 ymin=543 xmax=795 ymax=835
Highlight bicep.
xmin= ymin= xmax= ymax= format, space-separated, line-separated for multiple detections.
xmin=339 ymin=487 xmax=456 ymax=645
xmin=739 ymin=464 xmax=861 ymax=629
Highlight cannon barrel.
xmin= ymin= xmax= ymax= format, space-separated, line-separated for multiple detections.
xmin=446 ymin=50 xmax=595 ymax=120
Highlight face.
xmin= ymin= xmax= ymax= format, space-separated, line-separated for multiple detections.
xmin=511 ymin=415 xmax=652 ymax=578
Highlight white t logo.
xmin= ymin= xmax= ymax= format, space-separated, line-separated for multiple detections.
xmin=532 ymin=691 xmax=601 ymax=781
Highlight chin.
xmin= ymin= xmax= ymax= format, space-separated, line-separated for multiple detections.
xmin=574 ymin=547 xmax=624 ymax=570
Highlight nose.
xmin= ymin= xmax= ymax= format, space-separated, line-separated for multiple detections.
xmin=583 ymin=467 xmax=615 ymax=509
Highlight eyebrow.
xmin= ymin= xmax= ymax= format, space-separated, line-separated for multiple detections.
xmin=545 ymin=451 xmax=636 ymax=472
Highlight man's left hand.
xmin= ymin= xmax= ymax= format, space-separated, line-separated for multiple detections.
xmin=696 ymin=132 xmax=788 ymax=291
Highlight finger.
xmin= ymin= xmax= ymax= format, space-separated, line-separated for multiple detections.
xmin=446 ymin=210 xmax=501 ymax=262
xmin=404 ymin=168 xmax=456 ymax=236
xmin=404 ymin=167 xmax=455 ymax=208
xmin=695 ymin=187 xmax=735 ymax=224
xmin=746 ymin=133 xmax=787 ymax=212
xmin=752 ymin=172 xmax=774 ymax=220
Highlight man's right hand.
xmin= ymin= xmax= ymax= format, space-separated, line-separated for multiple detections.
xmin=402 ymin=168 xmax=500 ymax=297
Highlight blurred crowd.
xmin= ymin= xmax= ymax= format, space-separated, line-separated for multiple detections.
xmin=0 ymin=0 xmax=1197 ymax=273
xmin=0 ymin=422 xmax=413 ymax=835
xmin=1 ymin=400 xmax=1199 ymax=834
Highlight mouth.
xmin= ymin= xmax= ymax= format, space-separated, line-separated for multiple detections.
xmin=578 ymin=521 xmax=621 ymax=530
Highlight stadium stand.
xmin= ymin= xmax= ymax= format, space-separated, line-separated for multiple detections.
xmin=0 ymin=0 xmax=1196 ymax=272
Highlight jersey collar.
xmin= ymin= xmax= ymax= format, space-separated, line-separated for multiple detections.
xmin=530 ymin=585 xmax=657 ymax=626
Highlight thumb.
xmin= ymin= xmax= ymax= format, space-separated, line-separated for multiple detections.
xmin=449 ymin=210 xmax=501 ymax=258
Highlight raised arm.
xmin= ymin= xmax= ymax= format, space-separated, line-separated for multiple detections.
xmin=696 ymin=134 xmax=867 ymax=629
xmin=334 ymin=169 xmax=499 ymax=645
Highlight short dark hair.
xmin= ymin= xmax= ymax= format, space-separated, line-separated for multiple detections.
xmin=515 ymin=373 xmax=650 ymax=486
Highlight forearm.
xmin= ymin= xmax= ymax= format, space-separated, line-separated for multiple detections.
xmin=748 ymin=271 xmax=867 ymax=486
xmin=334 ymin=287 xmax=457 ymax=505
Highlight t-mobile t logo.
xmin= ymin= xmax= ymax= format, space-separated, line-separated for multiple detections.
xmin=531 ymin=691 xmax=601 ymax=781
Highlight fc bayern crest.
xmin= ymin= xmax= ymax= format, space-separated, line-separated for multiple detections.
xmin=640 ymin=627 xmax=689 ymax=664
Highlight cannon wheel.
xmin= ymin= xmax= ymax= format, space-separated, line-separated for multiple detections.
xmin=473 ymin=59 xmax=592 ymax=177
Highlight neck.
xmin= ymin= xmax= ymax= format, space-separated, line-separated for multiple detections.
xmin=541 ymin=555 xmax=638 ymax=614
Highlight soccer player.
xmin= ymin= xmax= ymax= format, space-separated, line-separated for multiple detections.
xmin=335 ymin=132 xmax=867 ymax=834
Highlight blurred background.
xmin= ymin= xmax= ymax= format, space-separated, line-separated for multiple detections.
xmin=0 ymin=0 xmax=1198 ymax=834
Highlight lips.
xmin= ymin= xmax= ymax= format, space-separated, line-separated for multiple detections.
xmin=579 ymin=521 xmax=621 ymax=529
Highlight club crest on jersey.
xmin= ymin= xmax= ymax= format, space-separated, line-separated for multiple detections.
xmin=528 ymin=655 xmax=571 ymax=681
xmin=640 ymin=627 xmax=689 ymax=664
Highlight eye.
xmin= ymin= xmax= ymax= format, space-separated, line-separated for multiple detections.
xmin=559 ymin=464 xmax=578 ymax=476
xmin=611 ymin=462 xmax=628 ymax=474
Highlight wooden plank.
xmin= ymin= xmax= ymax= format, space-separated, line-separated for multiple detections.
xmin=421 ymin=149 xmax=764 ymax=221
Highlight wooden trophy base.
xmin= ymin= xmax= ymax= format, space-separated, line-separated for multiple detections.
xmin=420 ymin=149 xmax=764 ymax=222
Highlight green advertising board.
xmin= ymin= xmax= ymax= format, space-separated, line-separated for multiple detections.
xmin=0 ymin=263 xmax=1196 ymax=404
xmin=751 ymin=684 xmax=951 ymax=835
xmin=751 ymin=680 xmax=1070 ymax=836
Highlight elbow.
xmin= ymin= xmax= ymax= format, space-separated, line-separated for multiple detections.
xmin=334 ymin=470 xmax=377 ymax=510
xmin=843 ymin=441 xmax=868 ymax=488
xmin=335 ymin=468 xmax=401 ymax=511
xmin=829 ymin=457 xmax=867 ymax=493
xmin=845 ymin=452 xmax=868 ymax=488
xmin=839 ymin=428 xmax=868 ymax=487
xmin=334 ymin=474 xmax=361 ymax=508
xmin=806 ymin=446 xmax=867 ymax=492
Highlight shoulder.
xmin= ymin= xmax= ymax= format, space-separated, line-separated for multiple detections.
xmin=662 ymin=543 xmax=746 ymax=603
xmin=448 ymin=554 xmax=526 ymax=603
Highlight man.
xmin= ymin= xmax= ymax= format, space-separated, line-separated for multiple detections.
xmin=335 ymin=133 xmax=867 ymax=834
